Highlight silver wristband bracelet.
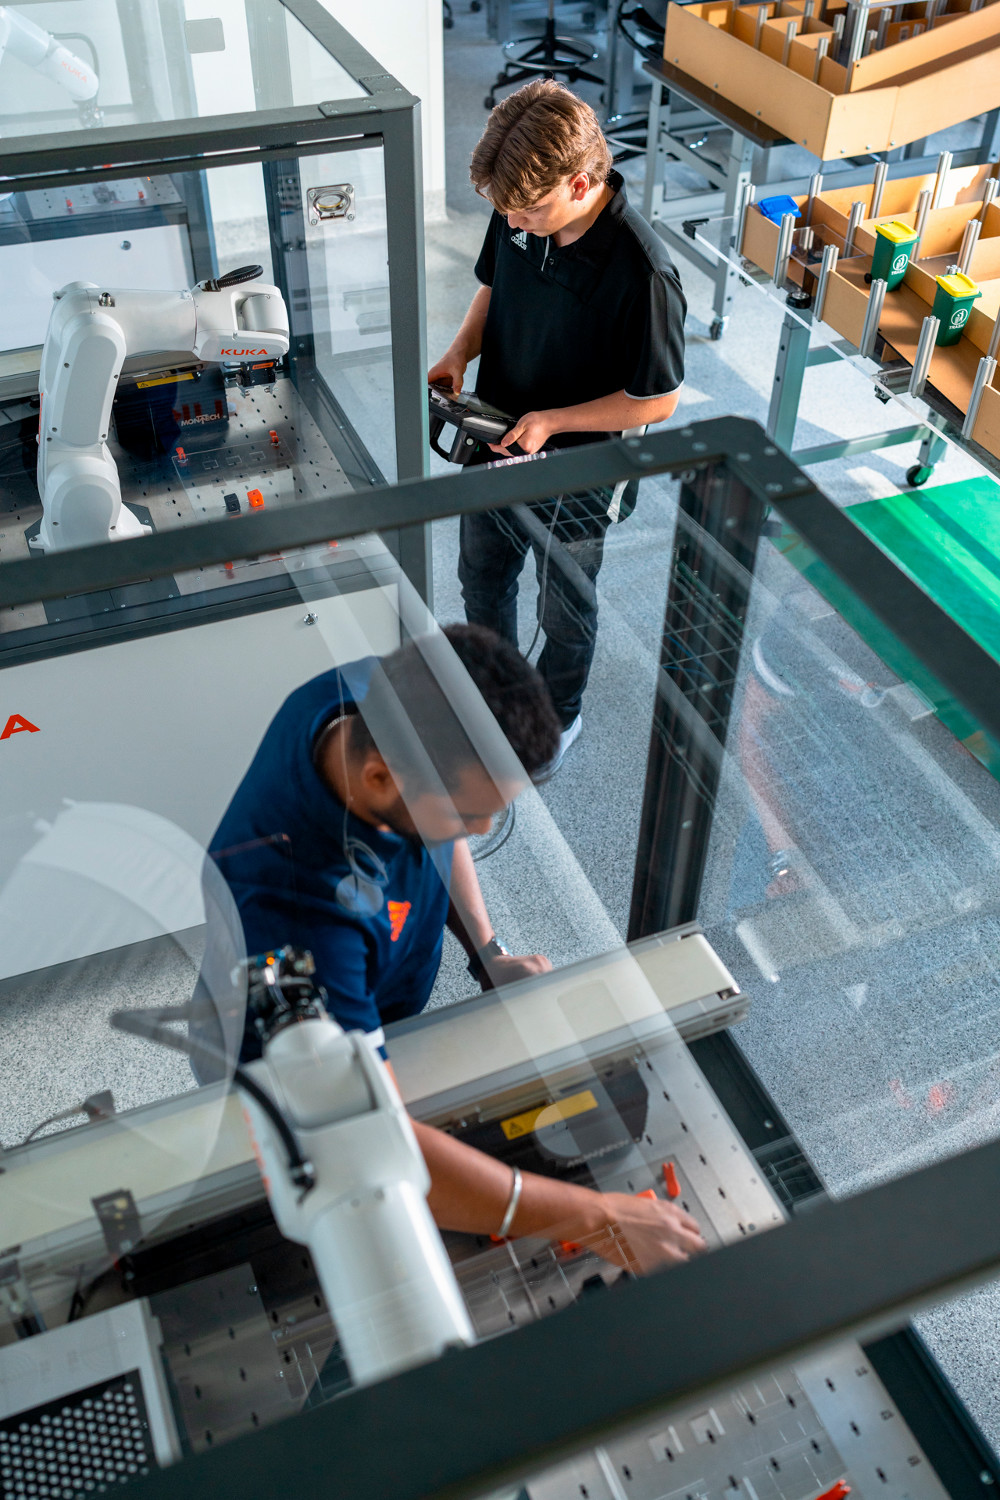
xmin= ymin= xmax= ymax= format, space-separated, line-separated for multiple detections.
xmin=496 ymin=1164 xmax=523 ymax=1239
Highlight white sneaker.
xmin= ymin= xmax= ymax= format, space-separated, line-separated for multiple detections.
xmin=535 ymin=714 xmax=582 ymax=782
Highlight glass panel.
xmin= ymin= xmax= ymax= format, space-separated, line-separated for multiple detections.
xmin=0 ymin=535 xmax=737 ymax=1442
xmin=430 ymin=447 xmax=1000 ymax=1455
xmin=2 ymin=442 xmax=1000 ymax=1485
xmin=0 ymin=143 xmax=403 ymax=623
xmin=304 ymin=145 xmax=396 ymax=483
xmin=281 ymin=3 xmax=364 ymax=107
xmin=0 ymin=0 xmax=365 ymax=145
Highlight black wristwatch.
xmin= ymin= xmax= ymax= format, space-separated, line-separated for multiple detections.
xmin=467 ymin=935 xmax=509 ymax=985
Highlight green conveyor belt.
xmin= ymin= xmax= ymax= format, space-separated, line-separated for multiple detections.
xmin=775 ymin=476 xmax=1000 ymax=777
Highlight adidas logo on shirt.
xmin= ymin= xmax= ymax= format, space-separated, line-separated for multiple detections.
xmin=510 ymin=229 xmax=528 ymax=250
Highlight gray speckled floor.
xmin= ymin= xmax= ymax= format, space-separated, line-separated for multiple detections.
xmin=2 ymin=1 xmax=999 ymax=1465
xmin=0 ymin=937 xmax=198 ymax=1147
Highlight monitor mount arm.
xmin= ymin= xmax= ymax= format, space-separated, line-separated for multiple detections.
xmin=34 ymin=266 xmax=290 ymax=552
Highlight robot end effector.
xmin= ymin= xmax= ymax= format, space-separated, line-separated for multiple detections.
xmin=33 ymin=268 xmax=290 ymax=552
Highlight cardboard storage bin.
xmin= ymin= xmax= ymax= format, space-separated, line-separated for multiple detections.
xmin=738 ymin=167 xmax=1000 ymax=287
xmin=733 ymin=168 xmax=1000 ymax=462
xmin=664 ymin=0 xmax=1000 ymax=158
xmin=821 ymin=253 xmax=1000 ymax=459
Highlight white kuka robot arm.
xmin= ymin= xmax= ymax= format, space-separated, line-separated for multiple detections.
xmin=0 ymin=6 xmax=99 ymax=102
xmin=240 ymin=952 xmax=475 ymax=1387
xmin=34 ymin=269 xmax=290 ymax=552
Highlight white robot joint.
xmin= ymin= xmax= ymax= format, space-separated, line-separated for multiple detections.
xmin=34 ymin=265 xmax=289 ymax=552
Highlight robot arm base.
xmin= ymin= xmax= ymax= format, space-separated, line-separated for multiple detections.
xmin=34 ymin=452 xmax=150 ymax=552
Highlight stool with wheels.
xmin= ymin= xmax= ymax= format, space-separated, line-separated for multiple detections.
xmin=485 ymin=0 xmax=601 ymax=110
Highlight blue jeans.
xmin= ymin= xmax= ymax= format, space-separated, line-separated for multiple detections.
xmin=458 ymin=491 xmax=612 ymax=727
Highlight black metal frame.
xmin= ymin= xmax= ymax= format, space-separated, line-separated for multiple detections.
xmin=7 ymin=416 xmax=1000 ymax=1497
xmin=7 ymin=417 xmax=1000 ymax=755
xmin=627 ymin=463 xmax=764 ymax=939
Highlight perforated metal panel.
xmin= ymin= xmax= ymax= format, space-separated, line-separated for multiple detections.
xmin=0 ymin=1372 xmax=156 ymax=1498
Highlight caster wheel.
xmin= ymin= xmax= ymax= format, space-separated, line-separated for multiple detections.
xmin=484 ymin=94 xmax=495 ymax=109
xmin=709 ymin=317 xmax=726 ymax=341
xmin=906 ymin=464 xmax=934 ymax=487
xmin=444 ymin=12 xmax=454 ymax=24
xmin=470 ymin=1 xmax=481 ymax=10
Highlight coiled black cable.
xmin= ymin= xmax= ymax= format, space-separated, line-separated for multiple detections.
xmin=109 ymin=1005 xmax=315 ymax=1194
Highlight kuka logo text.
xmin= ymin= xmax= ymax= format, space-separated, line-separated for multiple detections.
xmin=1 ymin=715 xmax=39 ymax=741
xmin=220 ymin=347 xmax=268 ymax=356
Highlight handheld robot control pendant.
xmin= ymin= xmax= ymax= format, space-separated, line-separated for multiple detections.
xmin=428 ymin=382 xmax=517 ymax=465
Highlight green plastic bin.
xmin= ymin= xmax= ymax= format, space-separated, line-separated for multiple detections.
xmin=932 ymin=271 xmax=982 ymax=346
xmin=870 ymin=220 xmax=919 ymax=290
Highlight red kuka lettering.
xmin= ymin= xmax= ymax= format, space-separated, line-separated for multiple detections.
xmin=0 ymin=714 xmax=40 ymax=740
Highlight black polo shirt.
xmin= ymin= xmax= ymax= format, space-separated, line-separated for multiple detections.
xmin=473 ymin=169 xmax=686 ymax=451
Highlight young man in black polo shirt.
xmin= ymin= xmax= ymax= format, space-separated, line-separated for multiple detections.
xmin=429 ymin=79 xmax=686 ymax=774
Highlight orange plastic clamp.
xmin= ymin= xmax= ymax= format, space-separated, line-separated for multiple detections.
xmin=663 ymin=1162 xmax=682 ymax=1199
xmin=815 ymin=1481 xmax=851 ymax=1500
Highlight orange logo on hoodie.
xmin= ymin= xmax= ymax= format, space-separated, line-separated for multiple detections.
xmin=387 ymin=900 xmax=411 ymax=942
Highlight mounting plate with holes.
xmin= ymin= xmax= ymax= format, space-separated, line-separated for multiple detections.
xmin=306 ymin=184 xmax=355 ymax=226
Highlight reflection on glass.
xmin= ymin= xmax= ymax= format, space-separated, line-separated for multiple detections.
xmin=0 ymin=540 xmax=728 ymax=1412
xmin=693 ymin=528 xmax=1000 ymax=1195
xmin=3 ymin=438 xmax=1000 ymax=1493
xmin=305 ymin=147 xmax=396 ymax=482
xmin=0 ymin=0 xmax=366 ymax=141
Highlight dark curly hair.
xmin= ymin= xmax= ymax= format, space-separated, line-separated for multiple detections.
xmin=351 ymin=623 xmax=560 ymax=787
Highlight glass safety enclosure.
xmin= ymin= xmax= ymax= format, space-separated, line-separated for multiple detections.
xmin=3 ymin=415 xmax=1000 ymax=1500
xmin=0 ymin=0 xmax=429 ymax=651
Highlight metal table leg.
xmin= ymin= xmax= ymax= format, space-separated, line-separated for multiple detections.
xmin=904 ymin=419 xmax=949 ymax=487
xmin=711 ymin=131 xmax=755 ymax=340
xmin=642 ymin=79 xmax=665 ymax=222
xmin=765 ymin=308 xmax=934 ymax=470
xmin=604 ymin=0 xmax=625 ymax=125
xmin=766 ymin=309 xmax=813 ymax=451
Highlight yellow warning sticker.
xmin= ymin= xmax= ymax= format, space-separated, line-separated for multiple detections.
xmin=136 ymin=371 xmax=195 ymax=389
xmin=500 ymin=1089 xmax=599 ymax=1141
